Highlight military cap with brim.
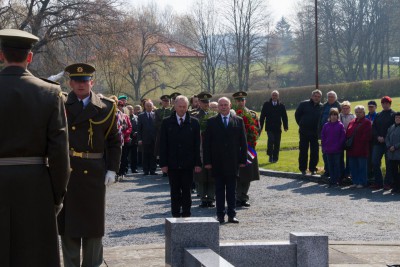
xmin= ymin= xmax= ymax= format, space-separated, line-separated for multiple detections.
xmin=232 ymin=91 xmax=247 ymax=100
xmin=65 ymin=63 xmax=95 ymax=81
xmin=160 ymin=95 xmax=170 ymax=101
xmin=197 ymin=91 xmax=212 ymax=103
xmin=170 ymin=92 xmax=181 ymax=100
xmin=0 ymin=29 xmax=39 ymax=49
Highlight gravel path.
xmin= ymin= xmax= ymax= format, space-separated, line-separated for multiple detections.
xmin=103 ymin=171 xmax=400 ymax=247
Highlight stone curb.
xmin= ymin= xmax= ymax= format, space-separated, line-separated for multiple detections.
xmin=259 ymin=168 xmax=330 ymax=184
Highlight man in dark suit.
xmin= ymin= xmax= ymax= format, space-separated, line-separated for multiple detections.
xmin=203 ymin=97 xmax=247 ymax=224
xmin=160 ymin=95 xmax=202 ymax=217
xmin=59 ymin=63 xmax=121 ymax=267
xmin=0 ymin=29 xmax=70 ymax=267
xmin=127 ymin=105 xmax=139 ymax=173
xmin=138 ymin=100 xmax=157 ymax=175
xmin=259 ymin=90 xmax=289 ymax=163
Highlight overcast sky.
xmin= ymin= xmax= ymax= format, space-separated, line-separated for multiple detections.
xmin=129 ymin=0 xmax=296 ymax=23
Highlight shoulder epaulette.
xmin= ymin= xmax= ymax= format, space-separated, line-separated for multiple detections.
xmin=100 ymin=96 xmax=115 ymax=104
xmin=40 ymin=77 xmax=60 ymax=85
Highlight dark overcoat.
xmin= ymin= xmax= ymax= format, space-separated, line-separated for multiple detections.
xmin=0 ymin=66 xmax=70 ymax=266
xmin=159 ymin=111 xmax=201 ymax=170
xmin=58 ymin=91 xmax=121 ymax=238
xmin=203 ymin=114 xmax=247 ymax=177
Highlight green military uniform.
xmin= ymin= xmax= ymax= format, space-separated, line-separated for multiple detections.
xmin=193 ymin=92 xmax=215 ymax=207
xmin=0 ymin=29 xmax=70 ymax=266
xmin=58 ymin=63 xmax=121 ymax=267
xmin=233 ymin=92 xmax=260 ymax=207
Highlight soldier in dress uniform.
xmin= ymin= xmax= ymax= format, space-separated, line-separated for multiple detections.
xmin=233 ymin=91 xmax=260 ymax=207
xmin=169 ymin=92 xmax=181 ymax=111
xmin=0 ymin=29 xmax=70 ymax=266
xmin=58 ymin=63 xmax=121 ymax=267
xmin=154 ymin=95 xmax=172 ymax=177
xmin=193 ymin=92 xmax=216 ymax=208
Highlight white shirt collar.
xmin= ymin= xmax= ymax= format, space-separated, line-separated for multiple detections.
xmin=80 ymin=95 xmax=90 ymax=108
xmin=176 ymin=113 xmax=186 ymax=124
xmin=222 ymin=113 xmax=230 ymax=121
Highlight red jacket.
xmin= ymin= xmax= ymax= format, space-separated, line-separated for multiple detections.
xmin=120 ymin=113 xmax=132 ymax=144
xmin=346 ymin=117 xmax=372 ymax=158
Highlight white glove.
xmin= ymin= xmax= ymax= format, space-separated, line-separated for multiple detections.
xmin=105 ymin=170 xmax=116 ymax=186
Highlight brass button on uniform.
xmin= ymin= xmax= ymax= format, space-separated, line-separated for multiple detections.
xmin=84 ymin=170 xmax=88 ymax=174
xmin=71 ymin=126 xmax=76 ymax=130
xmin=70 ymin=168 xmax=73 ymax=172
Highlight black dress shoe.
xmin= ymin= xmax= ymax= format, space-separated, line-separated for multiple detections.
xmin=207 ymin=202 xmax=215 ymax=207
xmin=217 ymin=217 xmax=225 ymax=224
xmin=241 ymin=201 xmax=250 ymax=207
xmin=199 ymin=201 xmax=208 ymax=208
xmin=132 ymin=169 xmax=139 ymax=173
xmin=228 ymin=217 xmax=239 ymax=223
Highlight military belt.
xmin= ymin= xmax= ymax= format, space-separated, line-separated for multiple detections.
xmin=69 ymin=150 xmax=104 ymax=159
xmin=0 ymin=157 xmax=48 ymax=166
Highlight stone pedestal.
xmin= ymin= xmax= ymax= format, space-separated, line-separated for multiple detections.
xmin=165 ymin=217 xmax=219 ymax=267
xmin=290 ymin=232 xmax=329 ymax=267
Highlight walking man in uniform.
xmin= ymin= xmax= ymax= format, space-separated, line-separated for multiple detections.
xmin=233 ymin=91 xmax=260 ymax=208
xmin=0 ymin=29 xmax=70 ymax=266
xmin=58 ymin=63 xmax=121 ymax=267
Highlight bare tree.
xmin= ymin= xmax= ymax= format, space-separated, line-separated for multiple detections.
xmin=223 ymin=0 xmax=269 ymax=91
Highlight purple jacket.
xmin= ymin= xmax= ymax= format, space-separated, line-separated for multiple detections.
xmin=321 ymin=121 xmax=346 ymax=154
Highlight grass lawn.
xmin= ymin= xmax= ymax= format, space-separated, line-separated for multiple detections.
xmin=256 ymin=97 xmax=400 ymax=173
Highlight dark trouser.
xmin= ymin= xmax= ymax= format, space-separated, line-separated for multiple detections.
xmin=118 ymin=144 xmax=130 ymax=175
xmin=236 ymin=180 xmax=250 ymax=202
xmin=322 ymin=153 xmax=329 ymax=175
xmin=168 ymin=169 xmax=193 ymax=217
xmin=267 ymin=130 xmax=282 ymax=161
xmin=372 ymin=144 xmax=393 ymax=186
xmin=390 ymin=160 xmax=400 ymax=191
xmin=327 ymin=153 xmax=341 ymax=184
xmin=61 ymin=236 xmax=103 ymax=267
xmin=197 ymin=168 xmax=215 ymax=203
xmin=129 ymin=144 xmax=138 ymax=171
xmin=142 ymin=143 xmax=156 ymax=173
xmin=298 ymin=133 xmax=319 ymax=172
xmin=215 ymin=175 xmax=237 ymax=219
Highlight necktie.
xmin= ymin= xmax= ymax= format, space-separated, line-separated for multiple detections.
xmin=147 ymin=113 xmax=151 ymax=120
xmin=223 ymin=116 xmax=228 ymax=128
xmin=180 ymin=117 xmax=184 ymax=127
xmin=79 ymin=100 xmax=84 ymax=112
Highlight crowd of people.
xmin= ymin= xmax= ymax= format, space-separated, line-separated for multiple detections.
xmin=1 ymin=28 xmax=399 ymax=267
xmin=296 ymin=89 xmax=399 ymax=194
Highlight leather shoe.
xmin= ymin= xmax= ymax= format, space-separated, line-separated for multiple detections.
xmin=132 ymin=169 xmax=139 ymax=173
xmin=228 ymin=217 xmax=239 ymax=223
xmin=217 ymin=217 xmax=225 ymax=224
xmin=207 ymin=202 xmax=215 ymax=207
xmin=241 ymin=201 xmax=250 ymax=207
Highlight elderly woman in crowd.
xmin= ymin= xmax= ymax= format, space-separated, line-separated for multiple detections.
xmin=385 ymin=112 xmax=400 ymax=194
xmin=346 ymin=105 xmax=372 ymax=188
xmin=340 ymin=101 xmax=356 ymax=181
xmin=321 ymin=108 xmax=346 ymax=187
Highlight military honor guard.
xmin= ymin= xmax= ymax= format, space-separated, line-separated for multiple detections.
xmin=58 ymin=63 xmax=121 ymax=267
xmin=169 ymin=92 xmax=181 ymax=111
xmin=0 ymin=29 xmax=70 ymax=267
xmin=193 ymin=92 xmax=216 ymax=207
xmin=154 ymin=95 xmax=172 ymax=177
xmin=233 ymin=91 xmax=260 ymax=207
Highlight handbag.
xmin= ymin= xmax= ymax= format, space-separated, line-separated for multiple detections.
xmin=345 ymin=121 xmax=362 ymax=150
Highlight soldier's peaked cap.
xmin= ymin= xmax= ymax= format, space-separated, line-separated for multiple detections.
xmin=65 ymin=63 xmax=95 ymax=81
xmin=197 ymin=91 xmax=212 ymax=102
xmin=169 ymin=92 xmax=181 ymax=100
xmin=160 ymin=95 xmax=170 ymax=101
xmin=0 ymin=29 xmax=39 ymax=49
xmin=232 ymin=91 xmax=247 ymax=100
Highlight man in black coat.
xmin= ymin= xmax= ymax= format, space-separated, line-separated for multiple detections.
xmin=138 ymin=100 xmax=157 ymax=175
xmin=259 ymin=90 xmax=288 ymax=163
xmin=295 ymin=90 xmax=323 ymax=175
xmin=160 ymin=95 xmax=202 ymax=217
xmin=127 ymin=105 xmax=139 ymax=173
xmin=203 ymin=97 xmax=247 ymax=224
